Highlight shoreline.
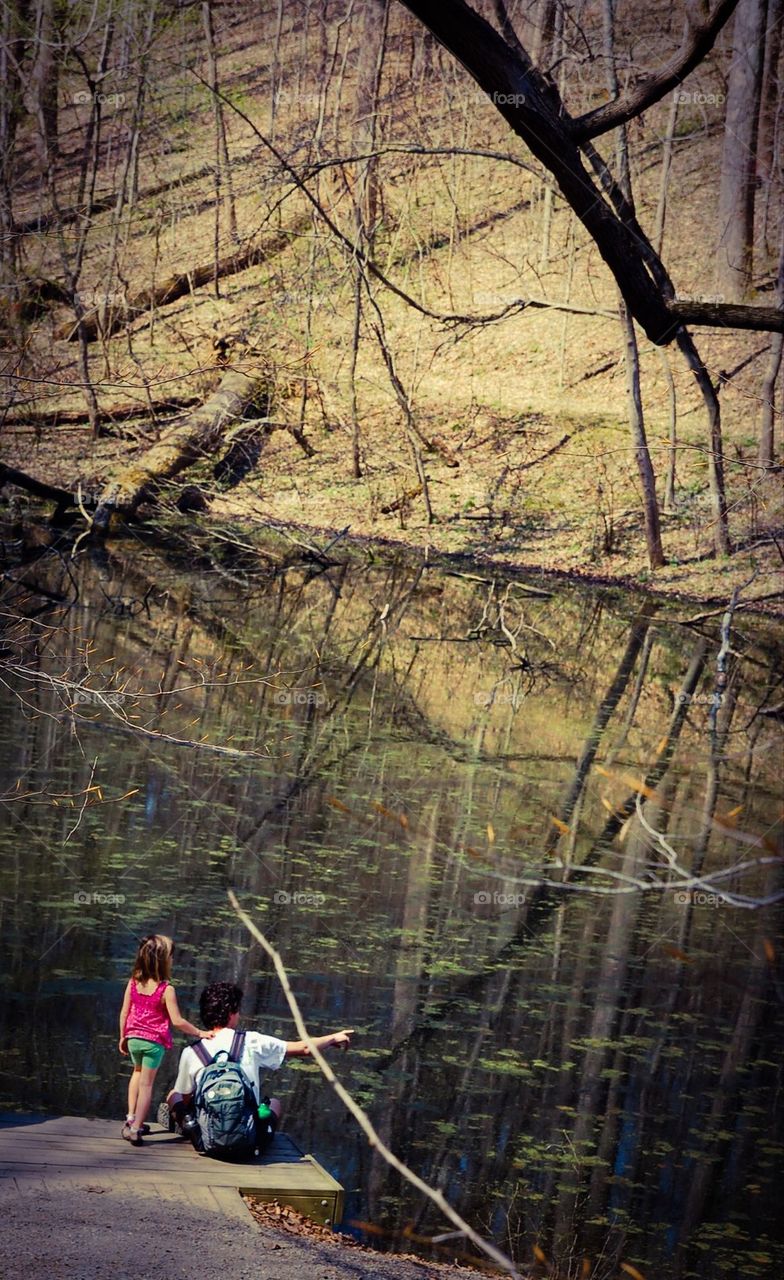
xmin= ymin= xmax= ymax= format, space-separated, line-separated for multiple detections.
xmin=3 ymin=495 xmax=783 ymax=617
xmin=152 ymin=508 xmax=784 ymax=619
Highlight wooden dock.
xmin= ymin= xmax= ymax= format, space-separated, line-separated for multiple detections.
xmin=0 ymin=1114 xmax=344 ymax=1227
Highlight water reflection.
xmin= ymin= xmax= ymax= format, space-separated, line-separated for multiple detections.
xmin=0 ymin=524 xmax=782 ymax=1279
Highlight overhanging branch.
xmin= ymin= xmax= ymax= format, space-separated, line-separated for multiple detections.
xmin=667 ymin=300 xmax=784 ymax=333
xmin=571 ymin=0 xmax=742 ymax=141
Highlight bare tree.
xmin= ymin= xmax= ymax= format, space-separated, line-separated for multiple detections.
xmin=602 ymin=0 xmax=664 ymax=568
xmin=0 ymin=1 xmax=29 ymax=299
xmin=202 ymin=0 xmax=238 ymax=283
xmin=758 ymin=231 xmax=784 ymax=466
xmin=757 ymin=0 xmax=783 ymax=251
xmin=27 ymin=0 xmax=60 ymax=168
xmin=397 ymin=0 xmax=782 ymax=339
xmin=716 ymin=0 xmax=767 ymax=300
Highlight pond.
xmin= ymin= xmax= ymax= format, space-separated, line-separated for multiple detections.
xmin=0 ymin=521 xmax=782 ymax=1280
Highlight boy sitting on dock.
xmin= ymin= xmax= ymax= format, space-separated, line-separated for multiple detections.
xmin=164 ymin=981 xmax=352 ymax=1153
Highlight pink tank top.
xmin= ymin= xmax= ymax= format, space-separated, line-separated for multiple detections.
xmin=124 ymin=980 xmax=173 ymax=1049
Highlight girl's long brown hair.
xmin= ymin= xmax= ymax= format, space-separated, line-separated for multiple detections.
xmin=132 ymin=934 xmax=174 ymax=983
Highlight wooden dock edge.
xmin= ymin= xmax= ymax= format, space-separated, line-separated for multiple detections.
xmin=238 ymin=1152 xmax=345 ymax=1227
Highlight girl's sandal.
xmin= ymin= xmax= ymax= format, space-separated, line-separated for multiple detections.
xmin=121 ymin=1123 xmax=143 ymax=1145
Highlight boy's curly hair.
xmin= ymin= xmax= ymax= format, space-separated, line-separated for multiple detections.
xmin=199 ymin=981 xmax=243 ymax=1030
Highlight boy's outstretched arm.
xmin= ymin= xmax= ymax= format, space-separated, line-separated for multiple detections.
xmin=285 ymin=1028 xmax=355 ymax=1057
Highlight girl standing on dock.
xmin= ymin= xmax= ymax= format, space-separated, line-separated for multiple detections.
xmin=118 ymin=934 xmax=212 ymax=1146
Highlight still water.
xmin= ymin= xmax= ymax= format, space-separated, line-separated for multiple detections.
xmin=1 ymin=524 xmax=782 ymax=1279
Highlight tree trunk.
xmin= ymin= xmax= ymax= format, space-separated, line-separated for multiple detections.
xmin=758 ymin=334 xmax=783 ymax=466
xmin=758 ymin=233 xmax=784 ymax=466
xmin=622 ymin=303 xmax=664 ymax=566
xmin=654 ymin=84 xmax=679 ymax=256
xmin=554 ymin=815 xmax=647 ymax=1257
xmin=202 ymin=0 xmax=238 ymax=270
xmin=603 ymin=0 xmax=664 ymax=569
xmin=756 ymin=0 xmax=782 ymax=186
xmin=28 ymin=0 xmax=59 ymax=168
xmin=530 ymin=0 xmax=557 ymax=64
xmin=660 ymin=349 xmax=678 ymax=510
xmin=715 ymin=0 xmax=767 ymax=300
xmin=354 ymin=0 xmax=389 ymax=236
xmin=544 ymin=605 xmax=653 ymax=855
xmin=676 ymin=330 xmax=732 ymax=554
xmin=0 ymin=1 xmax=29 ymax=294
xmin=93 ymin=369 xmax=271 ymax=529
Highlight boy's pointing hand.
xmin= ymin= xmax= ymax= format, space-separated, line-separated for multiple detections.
xmin=333 ymin=1029 xmax=355 ymax=1050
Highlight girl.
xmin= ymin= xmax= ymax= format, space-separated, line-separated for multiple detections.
xmin=118 ymin=934 xmax=212 ymax=1146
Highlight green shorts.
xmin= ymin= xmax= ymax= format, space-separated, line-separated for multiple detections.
xmin=127 ymin=1037 xmax=166 ymax=1069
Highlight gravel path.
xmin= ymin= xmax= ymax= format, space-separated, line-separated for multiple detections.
xmin=0 ymin=1177 xmax=492 ymax=1280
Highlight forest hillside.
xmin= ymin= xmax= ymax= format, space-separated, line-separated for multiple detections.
xmin=1 ymin=0 xmax=782 ymax=605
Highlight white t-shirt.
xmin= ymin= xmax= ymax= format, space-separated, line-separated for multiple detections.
xmin=172 ymin=1027 xmax=287 ymax=1102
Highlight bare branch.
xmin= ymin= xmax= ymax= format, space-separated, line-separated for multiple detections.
xmin=571 ymin=0 xmax=742 ymax=141
xmin=227 ymin=890 xmax=524 ymax=1280
xmin=63 ymin=756 xmax=98 ymax=844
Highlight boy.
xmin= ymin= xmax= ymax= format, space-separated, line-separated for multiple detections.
xmin=164 ymin=981 xmax=353 ymax=1146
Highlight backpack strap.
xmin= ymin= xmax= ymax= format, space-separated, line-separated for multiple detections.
xmin=228 ymin=1029 xmax=246 ymax=1063
xmin=191 ymin=1039 xmax=214 ymax=1068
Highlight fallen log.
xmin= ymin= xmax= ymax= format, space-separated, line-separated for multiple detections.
xmin=13 ymin=163 xmax=216 ymax=236
xmin=55 ymin=219 xmax=309 ymax=343
xmin=2 ymin=396 xmax=202 ymax=433
xmin=93 ymin=368 xmax=272 ymax=530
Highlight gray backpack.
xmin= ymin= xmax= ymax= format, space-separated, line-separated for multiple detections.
xmin=192 ymin=1030 xmax=258 ymax=1160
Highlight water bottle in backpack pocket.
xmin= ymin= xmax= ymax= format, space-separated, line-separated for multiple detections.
xmin=191 ymin=1030 xmax=258 ymax=1160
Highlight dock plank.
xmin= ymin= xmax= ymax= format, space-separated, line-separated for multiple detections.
xmin=0 ymin=1115 xmax=344 ymax=1226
